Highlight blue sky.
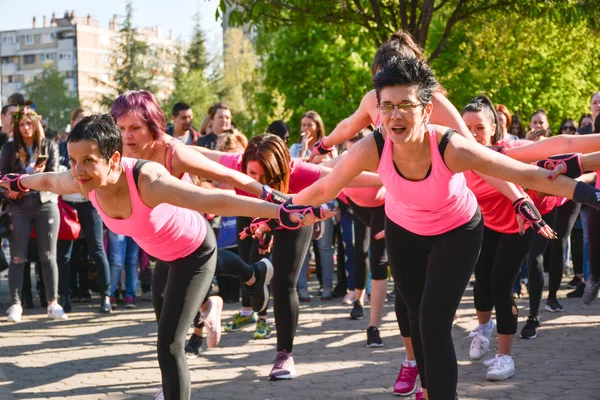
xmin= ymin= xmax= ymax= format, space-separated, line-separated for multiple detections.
xmin=0 ymin=0 xmax=223 ymax=55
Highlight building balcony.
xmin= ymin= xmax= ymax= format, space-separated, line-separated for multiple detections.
xmin=0 ymin=43 xmax=20 ymax=56
xmin=1 ymin=63 xmax=19 ymax=75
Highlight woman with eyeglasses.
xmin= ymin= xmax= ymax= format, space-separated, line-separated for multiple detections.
xmin=290 ymin=57 xmax=600 ymax=400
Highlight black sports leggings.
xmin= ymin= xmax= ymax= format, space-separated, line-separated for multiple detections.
xmin=386 ymin=209 xmax=483 ymax=399
xmin=347 ymin=199 xmax=388 ymax=288
xmin=237 ymin=217 xmax=270 ymax=316
xmin=271 ymin=225 xmax=313 ymax=352
xmin=588 ymin=206 xmax=600 ymax=279
xmin=526 ymin=208 xmax=557 ymax=317
xmin=548 ymin=200 xmax=580 ymax=298
xmin=151 ymin=221 xmax=217 ymax=400
xmin=474 ymin=227 xmax=532 ymax=335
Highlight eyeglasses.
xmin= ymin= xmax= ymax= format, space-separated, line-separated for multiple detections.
xmin=378 ymin=102 xmax=424 ymax=115
xmin=562 ymin=125 xmax=576 ymax=131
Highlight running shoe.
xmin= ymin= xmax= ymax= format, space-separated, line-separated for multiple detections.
xmin=7 ymin=304 xmax=23 ymax=323
xmin=185 ymin=333 xmax=204 ymax=359
xmin=140 ymin=290 xmax=153 ymax=302
xmin=366 ymin=326 xmax=384 ymax=348
xmin=484 ymin=354 xmax=515 ymax=381
xmin=47 ymin=302 xmax=68 ymax=320
xmin=544 ymin=298 xmax=564 ymax=313
xmin=350 ymin=300 xmax=364 ymax=320
xmin=297 ymin=288 xmax=311 ymax=302
xmin=246 ymin=258 xmax=274 ymax=312
xmin=204 ymin=296 xmax=223 ymax=348
xmin=393 ymin=360 xmax=419 ymax=396
xmin=253 ymin=319 xmax=272 ymax=339
xmin=342 ymin=291 xmax=356 ymax=305
xmin=123 ymin=296 xmax=136 ymax=309
xmin=414 ymin=386 xmax=424 ymax=400
xmin=110 ymin=296 xmax=118 ymax=310
xmin=467 ymin=320 xmax=495 ymax=360
xmin=566 ymin=275 xmax=582 ymax=289
xmin=154 ymin=388 xmax=164 ymax=400
xmin=520 ymin=316 xmax=540 ymax=339
xmin=269 ymin=350 xmax=296 ymax=380
xmin=583 ymin=277 xmax=600 ymax=305
xmin=567 ymin=282 xmax=585 ymax=298
xmin=223 ymin=312 xmax=258 ymax=332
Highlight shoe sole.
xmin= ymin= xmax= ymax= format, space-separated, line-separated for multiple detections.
xmin=350 ymin=315 xmax=364 ymax=320
xmin=520 ymin=332 xmax=538 ymax=339
xmin=269 ymin=373 xmax=295 ymax=380
xmin=366 ymin=343 xmax=384 ymax=348
xmin=393 ymin=380 xmax=419 ymax=396
xmin=259 ymin=258 xmax=274 ymax=312
xmin=544 ymin=305 xmax=563 ymax=313
xmin=486 ymin=370 xmax=515 ymax=381
xmin=205 ymin=297 xmax=223 ymax=348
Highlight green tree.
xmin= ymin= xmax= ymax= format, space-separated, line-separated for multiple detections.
xmin=253 ymin=22 xmax=372 ymax=139
xmin=188 ymin=12 xmax=210 ymax=72
xmin=431 ymin=14 xmax=600 ymax=130
xmin=219 ymin=0 xmax=599 ymax=63
xmin=23 ymin=64 xmax=79 ymax=131
xmin=97 ymin=1 xmax=160 ymax=107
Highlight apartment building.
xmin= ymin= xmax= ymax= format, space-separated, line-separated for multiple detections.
xmin=0 ymin=11 xmax=181 ymax=111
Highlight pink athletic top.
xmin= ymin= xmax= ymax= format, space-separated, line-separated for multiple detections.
xmin=219 ymin=153 xmax=322 ymax=196
xmin=377 ymin=126 xmax=478 ymax=236
xmin=88 ymin=157 xmax=207 ymax=262
xmin=164 ymin=137 xmax=193 ymax=183
xmin=343 ymin=186 xmax=386 ymax=208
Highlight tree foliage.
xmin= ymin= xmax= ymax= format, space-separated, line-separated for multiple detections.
xmin=23 ymin=65 xmax=79 ymax=131
xmin=219 ymin=0 xmax=599 ymax=63
xmin=253 ymin=23 xmax=372 ymax=139
xmin=431 ymin=13 xmax=600 ymax=130
xmin=97 ymin=1 xmax=161 ymax=107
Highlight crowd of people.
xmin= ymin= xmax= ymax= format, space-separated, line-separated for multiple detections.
xmin=2 ymin=30 xmax=600 ymax=400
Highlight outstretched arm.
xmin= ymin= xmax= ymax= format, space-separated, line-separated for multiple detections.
xmin=503 ymin=134 xmax=600 ymax=163
xmin=137 ymin=162 xmax=334 ymax=224
xmin=177 ymin=145 xmax=264 ymax=197
xmin=293 ymin=134 xmax=379 ymax=206
xmin=1 ymin=170 xmax=84 ymax=196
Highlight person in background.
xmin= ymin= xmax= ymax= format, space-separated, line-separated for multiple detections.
xmin=495 ymin=104 xmax=519 ymax=141
xmin=166 ymin=102 xmax=201 ymax=145
xmin=2 ymin=106 xmax=65 ymax=322
xmin=266 ymin=120 xmax=291 ymax=145
xmin=578 ymin=114 xmax=593 ymax=131
xmin=558 ymin=119 xmax=578 ymax=135
xmin=1 ymin=104 xmax=18 ymax=146
xmin=509 ymin=115 xmax=526 ymax=139
xmin=197 ymin=103 xmax=233 ymax=150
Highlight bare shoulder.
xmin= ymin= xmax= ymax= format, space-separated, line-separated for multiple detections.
xmin=351 ymin=132 xmax=381 ymax=172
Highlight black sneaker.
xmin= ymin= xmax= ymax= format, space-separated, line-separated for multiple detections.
xmin=545 ymin=298 xmax=564 ymax=313
xmin=567 ymin=282 xmax=586 ymax=298
xmin=350 ymin=300 xmax=364 ymax=320
xmin=185 ymin=333 xmax=204 ymax=359
xmin=246 ymin=258 xmax=273 ymax=312
xmin=366 ymin=326 xmax=384 ymax=348
xmin=520 ymin=316 xmax=540 ymax=339
xmin=566 ymin=276 xmax=582 ymax=289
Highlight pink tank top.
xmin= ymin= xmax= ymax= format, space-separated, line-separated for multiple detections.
xmin=343 ymin=186 xmax=386 ymax=208
xmin=377 ymin=126 xmax=478 ymax=236
xmin=88 ymin=157 xmax=207 ymax=262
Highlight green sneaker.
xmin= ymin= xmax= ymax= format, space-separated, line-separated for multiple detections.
xmin=223 ymin=312 xmax=258 ymax=332
xmin=253 ymin=319 xmax=272 ymax=339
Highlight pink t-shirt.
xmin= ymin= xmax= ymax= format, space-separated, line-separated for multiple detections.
xmin=377 ymin=126 xmax=478 ymax=236
xmin=89 ymin=158 xmax=207 ymax=262
xmin=343 ymin=186 xmax=386 ymax=208
xmin=219 ymin=153 xmax=322 ymax=196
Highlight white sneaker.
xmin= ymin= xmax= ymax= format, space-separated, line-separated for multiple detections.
xmin=47 ymin=302 xmax=68 ymax=320
xmin=342 ymin=291 xmax=355 ymax=305
xmin=467 ymin=320 xmax=495 ymax=360
xmin=7 ymin=304 xmax=23 ymax=322
xmin=203 ymin=296 xmax=223 ymax=348
xmin=154 ymin=387 xmax=164 ymax=400
xmin=484 ymin=354 xmax=515 ymax=381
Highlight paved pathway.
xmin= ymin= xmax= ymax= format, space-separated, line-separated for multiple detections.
xmin=1 ymin=274 xmax=600 ymax=400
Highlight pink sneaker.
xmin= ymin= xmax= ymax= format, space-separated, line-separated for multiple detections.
xmin=393 ymin=360 xmax=419 ymax=396
xmin=414 ymin=386 xmax=423 ymax=400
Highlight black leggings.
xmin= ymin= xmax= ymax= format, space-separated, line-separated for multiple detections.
xmin=151 ymin=221 xmax=217 ymax=400
xmin=588 ymin=206 xmax=600 ymax=279
xmin=526 ymin=208 xmax=557 ymax=317
xmin=548 ymin=201 xmax=580 ymax=298
xmin=237 ymin=217 xmax=270 ymax=317
xmin=386 ymin=209 xmax=483 ymax=398
xmin=348 ymin=199 xmax=388 ymax=288
xmin=474 ymin=227 xmax=532 ymax=335
xmin=271 ymin=225 xmax=313 ymax=352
